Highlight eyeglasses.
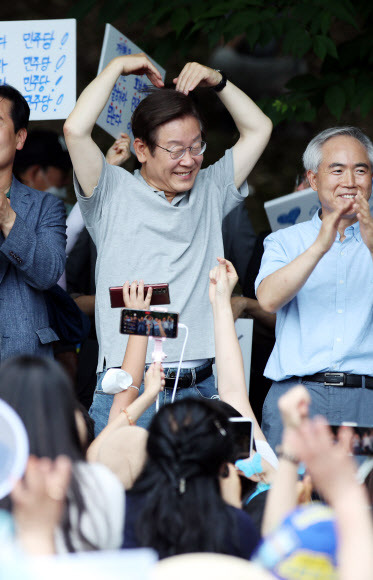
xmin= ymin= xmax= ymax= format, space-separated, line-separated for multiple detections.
xmin=155 ymin=141 xmax=207 ymax=160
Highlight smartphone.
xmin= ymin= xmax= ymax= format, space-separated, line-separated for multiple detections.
xmin=109 ymin=283 xmax=170 ymax=308
xmin=329 ymin=423 xmax=373 ymax=457
xmin=119 ymin=308 xmax=179 ymax=338
xmin=228 ymin=417 xmax=253 ymax=461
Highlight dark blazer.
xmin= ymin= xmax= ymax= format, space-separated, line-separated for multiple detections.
xmin=0 ymin=176 xmax=66 ymax=361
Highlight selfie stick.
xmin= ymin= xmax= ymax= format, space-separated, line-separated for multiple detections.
xmin=149 ymin=307 xmax=168 ymax=411
xmin=148 ymin=321 xmax=189 ymax=408
xmin=170 ymin=323 xmax=189 ymax=404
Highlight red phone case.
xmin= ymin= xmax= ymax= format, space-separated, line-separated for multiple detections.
xmin=109 ymin=283 xmax=170 ymax=308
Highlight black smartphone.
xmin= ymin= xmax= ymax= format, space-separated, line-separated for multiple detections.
xmin=119 ymin=308 xmax=179 ymax=338
xmin=329 ymin=423 xmax=373 ymax=457
xmin=228 ymin=417 xmax=253 ymax=461
xmin=109 ymin=283 xmax=170 ymax=308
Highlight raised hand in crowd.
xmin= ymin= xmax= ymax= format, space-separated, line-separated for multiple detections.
xmin=286 ymin=417 xmax=373 ymax=580
xmin=107 ymin=280 xmax=152 ymax=423
xmin=87 ymin=362 xmax=164 ymax=469
xmin=105 ymin=133 xmax=132 ymax=167
xmin=12 ymin=455 xmax=71 ymax=555
xmin=209 ymin=258 xmax=278 ymax=487
xmin=209 ymin=258 xmax=266 ymax=440
xmin=261 ymin=385 xmax=310 ymax=536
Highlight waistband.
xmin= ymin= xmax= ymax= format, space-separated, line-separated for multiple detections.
xmin=301 ymin=372 xmax=373 ymax=389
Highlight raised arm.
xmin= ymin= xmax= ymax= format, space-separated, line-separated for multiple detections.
xmin=261 ymin=385 xmax=310 ymax=536
xmin=87 ymin=362 xmax=164 ymax=462
xmin=174 ymin=63 xmax=272 ymax=188
xmin=257 ymin=201 xmax=353 ymax=313
xmin=63 ymin=54 xmax=164 ymax=197
xmin=108 ymin=280 xmax=152 ymax=423
xmin=209 ymin=257 xmax=265 ymax=441
xmin=287 ymin=417 xmax=373 ymax=580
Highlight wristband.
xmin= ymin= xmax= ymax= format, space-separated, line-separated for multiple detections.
xmin=121 ymin=408 xmax=134 ymax=425
xmin=213 ymin=70 xmax=227 ymax=92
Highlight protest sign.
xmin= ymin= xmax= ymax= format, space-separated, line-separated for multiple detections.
xmin=96 ymin=24 xmax=166 ymax=143
xmin=0 ymin=19 xmax=76 ymax=120
xmin=265 ymin=187 xmax=373 ymax=232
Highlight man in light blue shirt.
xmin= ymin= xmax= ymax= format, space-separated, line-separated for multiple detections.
xmin=256 ymin=127 xmax=373 ymax=449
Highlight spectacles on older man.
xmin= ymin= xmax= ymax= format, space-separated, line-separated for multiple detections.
xmin=155 ymin=141 xmax=207 ymax=160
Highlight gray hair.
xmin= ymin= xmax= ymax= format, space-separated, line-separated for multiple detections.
xmin=303 ymin=126 xmax=373 ymax=173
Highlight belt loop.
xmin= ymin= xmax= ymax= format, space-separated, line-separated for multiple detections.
xmin=362 ymin=375 xmax=366 ymax=389
xmin=191 ymin=367 xmax=196 ymax=387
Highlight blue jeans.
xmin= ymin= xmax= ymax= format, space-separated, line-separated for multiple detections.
xmin=89 ymin=361 xmax=218 ymax=436
xmin=262 ymin=377 xmax=373 ymax=451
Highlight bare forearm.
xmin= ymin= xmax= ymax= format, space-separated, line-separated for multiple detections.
xmin=213 ymin=302 xmax=264 ymax=440
xmin=218 ymin=80 xmax=271 ymax=141
xmin=88 ymin=389 xmax=155 ymax=460
xmin=217 ymin=81 xmax=272 ymax=186
xmin=17 ymin=531 xmax=55 ymax=556
xmin=121 ymin=335 xmax=148 ymax=387
xmin=257 ymin=244 xmax=325 ymax=313
xmin=232 ymin=296 xmax=276 ymax=328
xmin=261 ymin=458 xmax=298 ymax=536
xmin=108 ymin=335 xmax=148 ymax=422
xmin=109 ymin=387 xmax=139 ymax=423
xmin=261 ymin=425 xmax=301 ymax=536
xmin=74 ymin=294 xmax=95 ymax=316
xmin=334 ymin=488 xmax=373 ymax=580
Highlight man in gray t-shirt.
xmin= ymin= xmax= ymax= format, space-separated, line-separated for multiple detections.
xmin=64 ymin=54 xmax=272 ymax=433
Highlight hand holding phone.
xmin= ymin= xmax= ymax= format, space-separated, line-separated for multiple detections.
xmin=110 ymin=283 xmax=170 ymax=308
xmin=122 ymin=280 xmax=152 ymax=310
xmin=228 ymin=417 xmax=253 ymax=461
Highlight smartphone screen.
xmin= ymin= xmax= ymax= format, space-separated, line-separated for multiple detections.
xmin=120 ymin=308 xmax=179 ymax=338
xmin=329 ymin=424 xmax=373 ymax=457
xmin=228 ymin=417 xmax=253 ymax=461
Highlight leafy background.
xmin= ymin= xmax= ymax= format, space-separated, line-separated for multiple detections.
xmin=2 ymin=0 xmax=373 ymax=230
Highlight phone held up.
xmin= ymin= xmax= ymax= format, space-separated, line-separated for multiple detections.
xmin=120 ymin=308 xmax=179 ymax=339
xmin=329 ymin=423 xmax=373 ymax=457
xmin=109 ymin=283 xmax=170 ymax=308
xmin=228 ymin=417 xmax=254 ymax=461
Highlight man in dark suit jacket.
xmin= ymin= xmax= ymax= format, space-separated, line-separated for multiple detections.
xmin=0 ymin=85 xmax=66 ymax=361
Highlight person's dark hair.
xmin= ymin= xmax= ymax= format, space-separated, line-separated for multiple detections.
xmin=130 ymin=398 xmax=240 ymax=558
xmin=0 ymin=85 xmax=30 ymax=132
xmin=131 ymin=87 xmax=205 ymax=154
xmin=0 ymin=355 xmax=97 ymax=551
xmin=14 ymin=129 xmax=72 ymax=177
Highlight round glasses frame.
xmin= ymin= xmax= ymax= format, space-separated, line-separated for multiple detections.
xmin=155 ymin=141 xmax=207 ymax=160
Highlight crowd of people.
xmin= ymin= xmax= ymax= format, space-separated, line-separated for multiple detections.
xmin=0 ymin=49 xmax=373 ymax=579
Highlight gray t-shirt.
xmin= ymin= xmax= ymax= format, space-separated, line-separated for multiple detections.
xmin=74 ymin=148 xmax=248 ymax=371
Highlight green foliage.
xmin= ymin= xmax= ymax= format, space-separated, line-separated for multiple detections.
xmin=68 ymin=0 xmax=373 ymax=124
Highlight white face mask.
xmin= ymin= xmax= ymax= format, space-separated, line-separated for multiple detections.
xmin=45 ymin=186 xmax=68 ymax=200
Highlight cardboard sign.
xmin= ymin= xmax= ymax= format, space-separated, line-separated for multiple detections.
xmin=96 ymin=24 xmax=166 ymax=142
xmin=265 ymin=187 xmax=373 ymax=232
xmin=0 ymin=19 xmax=76 ymax=120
